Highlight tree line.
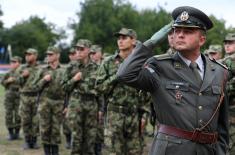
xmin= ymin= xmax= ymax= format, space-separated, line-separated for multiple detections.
xmin=0 ymin=0 xmax=234 ymax=63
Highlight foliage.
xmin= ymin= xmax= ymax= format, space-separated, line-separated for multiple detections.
xmin=1 ymin=16 xmax=63 ymax=61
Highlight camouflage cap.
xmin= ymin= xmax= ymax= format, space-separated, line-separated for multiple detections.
xmin=207 ymin=44 xmax=222 ymax=53
xmin=224 ymin=33 xmax=235 ymax=42
xmin=114 ymin=28 xmax=137 ymax=38
xmin=46 ymin=46 xmax=60 ymax=54
xmin=25 ymin=48 xmax=38 ymax=54
xmin=74 ymin=39 xmax=92 ymax=48
xmin=10 ymin=56 xmax=22 ymax=63
xmin=69 ymin=48 xmax=76 ymax=54
xmin=90 ymin=45 xmax=102 ymax=53
xmin=172 ymin=6 xmax=213 ymax=30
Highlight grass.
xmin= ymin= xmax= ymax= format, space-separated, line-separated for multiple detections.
xmin=0 ymin=85 xmax=153 ymax=155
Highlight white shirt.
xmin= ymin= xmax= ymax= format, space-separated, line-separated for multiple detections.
xmin=178 ymin=52 xmax=204 ymax=79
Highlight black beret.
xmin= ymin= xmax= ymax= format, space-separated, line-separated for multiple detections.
xmin=172 ymin=6 xmax=213 ymax=30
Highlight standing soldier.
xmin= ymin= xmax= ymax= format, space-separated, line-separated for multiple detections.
xmin=62 ymin=48 xmax=78 ymax=149
xmin=18 ymin=48 xmax=40 ymax=149
xmin=62 ymin=39 xmax=99 ymax=155
xmin=95 ymin=28 xmax=147 ymax=155
xmin=90 ymin=45 xmax=103 ymax=65
xmin=32 ymin=46 xmax=65 ymax=155
xmin=1 ymin=56 xmax=22 ymax=140
xmin=166 ymin=29 xmax=176 ymax=54
xmin=90 ymin=44 xmax=104 ymax=155
xmin=207 ymin=44 xmax=223 ymax=60
xmin=222 ymin=33 xmax=235 ymax=154
xmin=117 ymin=6 xmax=229 ymax=155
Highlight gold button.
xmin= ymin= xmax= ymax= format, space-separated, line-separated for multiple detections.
xmin=175 ymin=85 xmax=179 ymax=89
xmin=198 ymin=106 xmax=203 ymax=110
xmin=199 ymin=119 xmax=203 ymax=123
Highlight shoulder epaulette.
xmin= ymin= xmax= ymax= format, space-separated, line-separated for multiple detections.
xmin=210 ymin=58 xmax=228 ymax=70
xmin=154 ymin=53 xmax=172 ymax=60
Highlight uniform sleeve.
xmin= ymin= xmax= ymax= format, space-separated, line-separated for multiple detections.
xmin=95 ymin=59 xmax=118 ymax=94
xmin=1 ymin=72 xmax=11 ymax=88
xmin=61 ymin=65 xmax=78 ymax=93
xmin=117 ymin=41 xmax=158 ymax=92
xmin=31 ymin=68 xmax=48 ymax=92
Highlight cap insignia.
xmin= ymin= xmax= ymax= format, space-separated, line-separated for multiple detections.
xmin=180 ymin=11 xmax=189 ymax=21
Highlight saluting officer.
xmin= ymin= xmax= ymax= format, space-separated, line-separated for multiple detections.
xmin=117 ymin=6 xmax=229 ymax=155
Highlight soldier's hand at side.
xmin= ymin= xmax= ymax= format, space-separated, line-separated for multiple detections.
xmin=63 ymin=108 xmax=68 ymax=115
xmin=73 ymin=72 xmax=82 ymax=81
xmin=22 ymin=69 xmax=30 ymax=77
xmin=43 ymin=74 xmax=52 ymax=82
xmin=141 ymin=118 xmax=146 ymax=134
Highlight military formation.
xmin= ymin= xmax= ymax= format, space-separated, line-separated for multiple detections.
xmin=1 ymin=5 xmax=235 ymax=155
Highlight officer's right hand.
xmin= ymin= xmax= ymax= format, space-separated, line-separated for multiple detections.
xmin=7 ymin=77 xmax=15 ymax=83
xmin=73 ymin=72 xmax=82 ymax=81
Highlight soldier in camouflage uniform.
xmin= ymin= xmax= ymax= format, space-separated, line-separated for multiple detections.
xmin=62 ymin=48 xmax=78 ymax=149
xmin=62 ymin=39 xmax=99 ymax=155
xmin=1 ymin=56 xmax=22 ymax=140
xmin=222 ymin=33 xmax=235 ymax=154
xmin=166 ymin=29 xmax=176 ymax=55
xmin=17 ymin=48 xmax=40 ymax=149
xmin=207 ymin=44 xmax=223 ymax=60
xmin=96 ymin=28 xmax=147 ymax=155
xmin=90 ymin=44 xmax=104 ymax=155
xmin=32 ymin=46 xmax=65 ymax=155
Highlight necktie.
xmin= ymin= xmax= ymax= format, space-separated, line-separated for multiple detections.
xmin=190 ymin=62 xmax=202 ymax=86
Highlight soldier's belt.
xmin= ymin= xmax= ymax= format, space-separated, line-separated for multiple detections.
xmin=8 ymin=87 xmax=19 ymax=91
xmin=158 ymin=124 xmax=218 ymax=144
xmin=72 ymin=92 xmax=96 ymax=100
xmin=20 ymin=91 xmax=38 ymax=96
xmin=108 ymin=105 xmax=137 ymax=115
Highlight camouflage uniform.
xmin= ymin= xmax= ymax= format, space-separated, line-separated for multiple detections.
xmin=1 ymin=56 xmax=22 ymax=140
xmin=62 ymin=39 xmax=99 ymax=155
xmin=222 ymin=33 xmax=235 ymax=154
xmin=31 ymin=47 xmax=65 ymax=155
xmin=17 ymin=48 xmax=40 ymax=149
xmin=96 ymin=53 xmax=146 ymax=155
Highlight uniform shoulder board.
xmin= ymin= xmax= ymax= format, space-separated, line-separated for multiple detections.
xmin=154 ymin=53 xmax=172 ymax=60
xmin=210 ymin=58 xmax=228 ymax=70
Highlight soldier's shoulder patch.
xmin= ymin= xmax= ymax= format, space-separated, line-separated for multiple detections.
xmin=154 ymin=53 xmax=172 ymax=60
xmin=210 ymin=58 xmax=228 ymax=70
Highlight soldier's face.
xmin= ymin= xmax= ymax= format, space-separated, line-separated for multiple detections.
xmin=25 ymin=53 xmax=37 ymax=63
xmin=69 ymin=52 xmax=79 ymax=61
xmin=10 ymin=61 xmax=20 ymax=69
xmin=208 ymin=52 xmax=222 ymax=60
xmin=117 ymin=35 xmax=136 ymax=51
xmin=76 ymin=47 xmax=90 ymax=60
xmin=173 ymin=27 xmax=206 ymax=53
xmin=90 ymin=51 xmax=102 ymax=63
xmin=47 ymin=53 xmax=59 ymax=63
xmin=224 ymin=41 xmax=235 ymax=54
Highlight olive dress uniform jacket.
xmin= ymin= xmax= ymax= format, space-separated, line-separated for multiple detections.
xmin=117 ymin=42 xmax=229 ymax=155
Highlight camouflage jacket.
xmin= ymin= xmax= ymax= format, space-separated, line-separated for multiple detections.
xmin=96 ymin=52 xmax=148 ymax=116
xmin=17 ymin=63 xmax=40 ymax=93
xmin=62 ymin=60 xmax=98 ymax=97
xmin=1 ymin=68 xmax=21 ymax=90
xmin=32 ymin=64 xmax=65 ymax=100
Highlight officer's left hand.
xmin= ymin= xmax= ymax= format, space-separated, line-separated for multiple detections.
xmin=43 ymin=74 xmax=52 ymax=82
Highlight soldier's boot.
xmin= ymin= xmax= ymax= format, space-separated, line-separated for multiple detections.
xmin=51 ymin=144 xmax=59 ymax=155
xmin=30 ymin=136 xmax=40 ymax=149
xmin=95 ymin=143 xmax=102 ymax=155
xmin=43 ymin=144 xmax=51 ymax=155
xmin=22 ymin=136 xmax=31 ymax=149
xmin=14 ymin=127 xmax=20 ymax=140
xmin=7 ymin=128 xmax=14 ymax=140
xmin=65 ymin=134 xmax=72 ymax=149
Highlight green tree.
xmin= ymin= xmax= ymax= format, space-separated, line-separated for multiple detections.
xmin=2 ymin=16 xmax=63 ymax=61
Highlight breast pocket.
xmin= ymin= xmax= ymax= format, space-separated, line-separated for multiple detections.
xmin=165 ymin=81 xmax=190 ymax=105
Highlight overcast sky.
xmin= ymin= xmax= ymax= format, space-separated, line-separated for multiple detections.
xmin=0 ymin=0 xmax=234 ymax=43
xmin=1 ymin=0 xmax=235 ymax=28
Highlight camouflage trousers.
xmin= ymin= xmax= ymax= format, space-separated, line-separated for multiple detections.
xmin=68 ymin=97 xmax=98 ymax=155
xmin=4 ymin=90 xmax=21 ymax=129
xmin=103 ymin=111 xmax=143 ymax=155
xmin=19 ymin=94 xmax=39 ymax=137
xmin=38 ymin=98 xmax=64 ymax=145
